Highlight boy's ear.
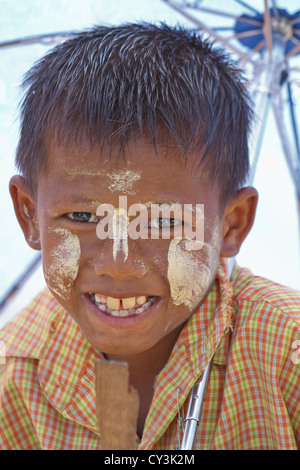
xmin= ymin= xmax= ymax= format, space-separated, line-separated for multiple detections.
xmin=221 ymin=187 xmax=258 ymax=258
xmin=9 ymin=175 xmax=41 ymax=251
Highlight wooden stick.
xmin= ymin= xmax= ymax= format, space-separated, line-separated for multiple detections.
xmin=96 ymin=360 xmax=139 ymax=450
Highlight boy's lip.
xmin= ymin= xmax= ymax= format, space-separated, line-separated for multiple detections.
xmin=87 ymin=290 xmax=155 ymax=299
xmin=81 ymin=282 xmax=164 ymax=300
xmin=82 ymin=292 xmax=161 ymax=326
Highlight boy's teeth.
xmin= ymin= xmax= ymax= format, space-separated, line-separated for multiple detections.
xmin=91 ymin=293 xmax=156 ymax=317
xmin=95 ymin=295 xmax=148 ymax=310
xmin=136 ymin=295 xmax=147 ymax=305
xmin=107 ymin=297 xmax=120 ymax=310
xmin=135 ymin=307 xmax=145 ymax=314
xmin=95 ymin=294 xmax=107 ymax=304
xmin=122 ymin=297 xmax=136 ymax=309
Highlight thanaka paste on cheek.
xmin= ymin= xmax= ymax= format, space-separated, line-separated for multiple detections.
xmin=167 ymin=221 xmax=221 ymax=310
xmin=44 ymin=228 xmax=81 ymax=300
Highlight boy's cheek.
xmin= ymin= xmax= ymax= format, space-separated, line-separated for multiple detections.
xmin=42 ymin=228 xmax=81 ymax=301
xmin=167 ymin=239 xmax=211 ymax=310
xmin=167 ymin=227 xmax=221 ymax=311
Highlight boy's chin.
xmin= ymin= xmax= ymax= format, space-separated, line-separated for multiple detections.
xmin=48 ymin=287 xmax=195 ymax=358
xmin=79 ymin=302 xmax=188 ymax=359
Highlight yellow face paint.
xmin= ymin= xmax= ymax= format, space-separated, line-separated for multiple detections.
xmin=107 ymin=169 xmax=141 ymax=195
xmin=44 ymin=228 xmax=81 ymax=300
xmin=167 ymin=221 xmax=221 ymax=310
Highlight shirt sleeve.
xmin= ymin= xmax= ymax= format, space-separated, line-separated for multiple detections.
xmin=0 ymin=357 xmax=41 ymax=449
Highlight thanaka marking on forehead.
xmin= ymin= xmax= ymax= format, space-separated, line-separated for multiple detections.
xmin=107 ymin=169 xmax=140 ymax=195
xmin=64 ymin=167 xmax=140 ymax=195
xmin=64 ymin=168 xmax=106 ymax=180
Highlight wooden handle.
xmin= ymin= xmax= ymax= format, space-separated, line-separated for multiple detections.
xmin=96 ymin=360 xmax=139 ymax=450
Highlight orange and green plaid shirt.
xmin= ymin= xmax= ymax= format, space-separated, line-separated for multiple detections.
xmin=1 ymin=259 xmax=300 ymax=450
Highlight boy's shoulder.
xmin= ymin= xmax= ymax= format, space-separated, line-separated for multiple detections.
xmin=0 ymin=287 xmax=66 ymax=359
xmin=232 ymin=263 xmax=300 ymax=326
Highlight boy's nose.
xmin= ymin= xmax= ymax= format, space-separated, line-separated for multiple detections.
xmin=93 ymin=205 xmax=149 ymax=279
xmin=93 ymin=241 xmax=148 ymax=280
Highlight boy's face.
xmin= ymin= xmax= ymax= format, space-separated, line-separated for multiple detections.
xmin=11 ymin=138 xmax=257 ymax=357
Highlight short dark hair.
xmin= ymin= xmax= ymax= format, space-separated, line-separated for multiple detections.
xmin=16 ymin=22 xmax=253 ymax=201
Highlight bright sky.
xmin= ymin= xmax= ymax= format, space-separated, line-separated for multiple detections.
xmin=0 ymin=0 xmax=299 ymax=326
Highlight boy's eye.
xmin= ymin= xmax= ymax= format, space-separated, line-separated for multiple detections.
xmin=66 ymin=212 xmax=99 ymax=223
xmin=149 ymin=218 xmax=181 ymax=229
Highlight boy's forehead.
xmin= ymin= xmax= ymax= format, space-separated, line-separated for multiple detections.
xmin=67 ymin=167 xmax=142 ymax=196
xmin=47 ymin=135 xmax=208 ymax=172
xmin=43 ymin=136 xmax=217 ymax=203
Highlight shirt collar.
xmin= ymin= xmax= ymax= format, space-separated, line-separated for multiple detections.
xmin=37 ymin=307 xmax=102 ymax=433
xmin=182 ymin=257 xmax=235 ymax=374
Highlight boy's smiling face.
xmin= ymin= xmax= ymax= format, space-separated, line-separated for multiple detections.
xmin=10 ymin=138 xmax=257 ymax=357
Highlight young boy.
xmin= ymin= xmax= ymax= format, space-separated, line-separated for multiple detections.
xmin=1 ymin=23 xmax=299 ymax=450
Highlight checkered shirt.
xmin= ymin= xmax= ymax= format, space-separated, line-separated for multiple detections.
xmin=0 ymin=259 xmax=300 ymax=449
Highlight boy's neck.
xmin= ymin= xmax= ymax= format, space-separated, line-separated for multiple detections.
xmin=105 ymin=323 xmax=184 ymax=383
xmin=104 ymin=323 xmax=185 ymax=438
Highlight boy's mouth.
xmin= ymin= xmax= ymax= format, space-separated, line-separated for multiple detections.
xmin=88 ymin=293 xmax=157 ymax=317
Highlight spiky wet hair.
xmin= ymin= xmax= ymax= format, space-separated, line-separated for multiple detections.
xmin=16 ymin=22 xmax=253 ymax=201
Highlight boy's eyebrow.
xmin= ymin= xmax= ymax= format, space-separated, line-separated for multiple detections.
xmin=74 ymin=196 xmax=101 ymax=204
xmin=56 ymin=197 xmax=187 ymax=211
xmin=60 ymin=196 xmax=102 ymax=207
xmin=141 ymin=200 xmax=181 ymax=207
